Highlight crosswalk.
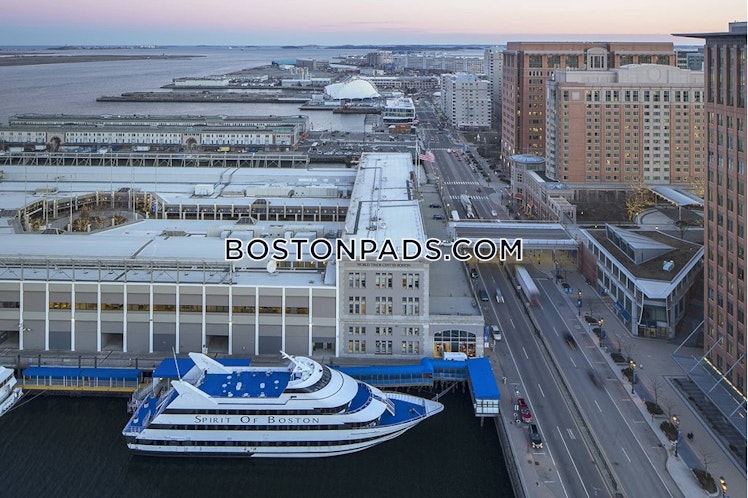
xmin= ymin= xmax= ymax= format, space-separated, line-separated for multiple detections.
xmin=448 ymin=194 xmax=492 ymax=202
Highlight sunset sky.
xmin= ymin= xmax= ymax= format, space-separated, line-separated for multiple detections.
xmin=1 ymin=0 xmax=745 ymax=45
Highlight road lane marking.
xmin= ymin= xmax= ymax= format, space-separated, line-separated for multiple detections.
xmin=538 ymin=383 xmax=545 ymax=397
xmin=566 ymin=428 xmax=576 ymax=440
xmin=555 ymin=426 xmax=590 ymax=498
xmin=622 ymin=447 xmax=632 ymax=463
xmin=553 ymin=326 xmax=560 ymax=336
xmin=509 ymin=318 xmax=516 ymax=329
xmin=594 ymin=400 xmax=602 ymax=413
xmin=570 ymin=357 xmax=577 ymax=368
xmin=522 ymin=347 xmax=529 ymax=360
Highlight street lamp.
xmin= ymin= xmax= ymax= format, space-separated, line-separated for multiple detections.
xmin=629 ymin=359 xmax=637 ymax=394
xmin=577 ymin=289 xmax=583 ymax=316
xmin=672 ymin=415 xmax=680 ymax=457
xmin=719 ymin=476 xmax=727 ymax=497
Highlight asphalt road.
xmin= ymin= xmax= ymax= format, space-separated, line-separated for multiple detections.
xmin=480 ymin=262 xmax=685 ymax=498
xmin=479 ymin=263 xmax=610 ymax=497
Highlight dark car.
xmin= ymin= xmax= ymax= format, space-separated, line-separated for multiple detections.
xmin=429 ymin=203 xmax=441 ymax=208
xmin=479 ymin=289 xmax=489 ymax=302
xmin=433 ymin=214 xmax=444 ymax=220
xmin=564 ymin=333 xmax=576 ymax=350
xmin=470 ymin=267 xmax=478 ymax=279
xmin=529 ymin=424 xmax=543 ymax=449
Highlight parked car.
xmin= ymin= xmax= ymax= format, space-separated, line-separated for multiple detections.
xmin=470 ymin=267 xmax=478 ymax=278
xmin=529 ymin=424 xmax=543 ymax=449
xmin=490 ymin=325 xmax=501 ymax=342
xmin=479 ymin=289 xmax=489 ymax=302
xmin=517 ymin=398 xmax=533 ymax=423
xmin=429 ymin=203 xmax=441 ymax=208
xmin=433 ymin=214 xmax=444 ymax=220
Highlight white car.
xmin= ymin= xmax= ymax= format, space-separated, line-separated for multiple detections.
xmin=495 ymin=288 xmax=505 ymax=303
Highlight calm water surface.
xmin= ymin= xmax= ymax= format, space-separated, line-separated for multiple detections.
xmin=0 ymin=390 xmax=512 ymax=498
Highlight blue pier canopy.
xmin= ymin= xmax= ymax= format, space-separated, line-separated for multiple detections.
xmin=466 ymin=358 xmax=500 ymax=400
xmin=153 ymin=357 xmax=251 ymax=378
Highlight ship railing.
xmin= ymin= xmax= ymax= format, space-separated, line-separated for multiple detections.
xmin=372 ymin=392 xmax=397 ymax=416
xmin=384 ymin=392 xmax=430 ymax=419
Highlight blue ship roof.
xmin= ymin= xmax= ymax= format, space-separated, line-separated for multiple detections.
xmin=467 ymin=358 xmax=500 ymax=400
xmin=199 ymin=369 xmax=290 ymax=398
xmin=23 ymin=366 xmax=141 ymax=380
xmin=153 ymin=357 xmax=251 ymax=378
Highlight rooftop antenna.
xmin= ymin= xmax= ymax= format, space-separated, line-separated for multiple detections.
xmin=172 ymin=347 xmax=182 ymax=381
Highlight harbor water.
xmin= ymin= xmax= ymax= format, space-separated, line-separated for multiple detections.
xmin=0 ymin=390 xmax=512 ymax=497
xmin=0 ymin=46 xmax=512 ymax=497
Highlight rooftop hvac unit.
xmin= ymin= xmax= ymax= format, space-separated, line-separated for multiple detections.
xmin=662 ymin=260 xmax=675 ymax=272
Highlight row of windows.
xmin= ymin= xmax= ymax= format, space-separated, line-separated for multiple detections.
xmin=46 ymin=302 xmax=308 ymax=314
xmin=347 ymin=326 xmax=420 ymax=336
xmin=347 ymin=297 xmax=421 ymax=316
xmin=347 ymin=272 xmax=421 ymax=289
xmin=348 ymin=340 xmax=421 ymax=355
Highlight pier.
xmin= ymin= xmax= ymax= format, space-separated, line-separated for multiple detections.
xmin=335 ymin=357 xmax=500 ymax=418
xmin=21 ymin=366 xmax=142 ymax=396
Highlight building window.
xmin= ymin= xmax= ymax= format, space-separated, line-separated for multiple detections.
xmin=348 ymin=340 xmax=366 ymax=354
xmin=404 ymin=327 xmax=420 ymax=336
xmin=348 ymin=296 xmax=365 ymax=315
xmin=348 ymin=272 xmax=366 ymax=288
xmin=375 ymin=272 xmax=393 ymax=289
xmin=375 ymin=296 xmax=393 ymax=315
xmin=402 ymin=297 xmax=420 ymax=316
xmin=401 ymin=341 xmax=420 ymax=355
xmin=349 ymin=326 xmax=366 ymax=335
xmin=402 ymin=272 xmax=421 ymax=289
xmin=375 ymin=326 xmax=393 ymax=336
xmin=375 ymin=340 xmax=393 ymax=355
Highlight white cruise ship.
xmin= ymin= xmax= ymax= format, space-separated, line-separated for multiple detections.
xmin=122 ymin=352 xmax=443 ymax=457
xmin=0 ymin=366 xmax=22 ymax=417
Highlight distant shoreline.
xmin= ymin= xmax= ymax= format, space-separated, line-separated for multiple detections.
xmin=0 ymin=54 xmax=200 ymax=67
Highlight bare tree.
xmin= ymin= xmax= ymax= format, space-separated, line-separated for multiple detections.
xmin=660 ymin=395 xmax=677 ymax=421
xmin=645 ymin=377 xmax=666 ymax=406
xmin=615 ymin=333 xmax=625 ymax=354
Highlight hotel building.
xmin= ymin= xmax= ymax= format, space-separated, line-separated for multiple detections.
xmin=501 ymin=41 xmax=676 ymax=169
xmin=545 ymin=64 xmax=705 ymax=186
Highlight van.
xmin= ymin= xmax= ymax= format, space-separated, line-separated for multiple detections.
xmin=491 ymin=325 xmax=501 ymax=342
xmin=479 ymin=289 xmax=489 ymax=302
xmin=443 ymin=352 xmax=468 ymax=361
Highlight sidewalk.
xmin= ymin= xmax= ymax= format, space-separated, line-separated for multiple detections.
xmin=558 ymin=266 xmax=746 ymax=498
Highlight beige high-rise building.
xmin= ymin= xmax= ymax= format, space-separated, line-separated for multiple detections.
xmin=546 ymin=64 xmax=705 ymax=185
xmin=679 ymin=22 xmax=747 ymax=397
xmin=501 ymin=41 xmax=676 ymax=168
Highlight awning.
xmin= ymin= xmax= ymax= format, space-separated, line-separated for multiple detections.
xmin=514 ymin=193 xmax=523 ymax=200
